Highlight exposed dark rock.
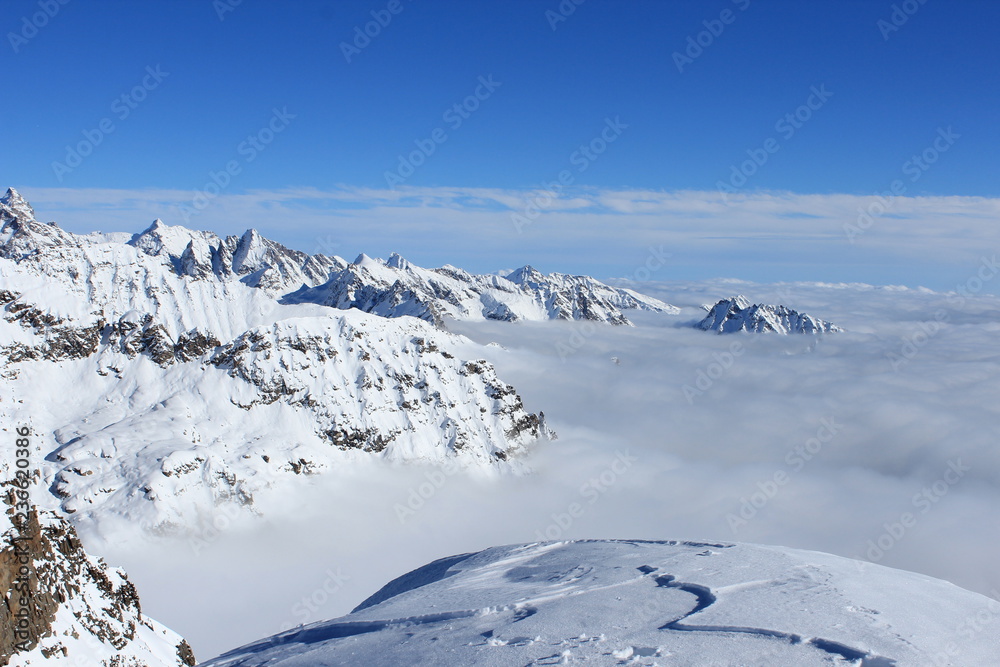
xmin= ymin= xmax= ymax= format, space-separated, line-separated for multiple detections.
xmin=1 ymin=294 xmax=103 ymax=362
xmin=139 ymin=324 xmax=176 ymax=366
xmin=321 ymin=427 xmax=396 ymax=453
xmin=174 ymin=329 xmax=221 ymax=362
xmin=0 ymin=502 xmax=60 ymax=662
xmin=177 ymin=639 xmax=196 ymax=666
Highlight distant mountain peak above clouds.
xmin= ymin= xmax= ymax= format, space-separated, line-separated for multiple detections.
xmin=698 ymin=295 xmax=842 ymax=334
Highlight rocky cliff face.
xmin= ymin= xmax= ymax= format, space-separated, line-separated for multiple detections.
xmin=0 ymin=491 xmax=192 ymax=666
xmin=697 ymin=295 xmax=842 ymax=334
xmin=0 ymin=290 xmax=219 ymax=368
xmin=0 ymin=290 xmax=102 ymax=364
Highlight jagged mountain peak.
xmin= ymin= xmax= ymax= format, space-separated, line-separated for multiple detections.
xmin=505 ymin=264 xmax=543 ymax=285
xmin=283 ymin=256 xmax=677 ymax=326
xmin=0 ymin=187 xmax=37 ymax=231
xmin=386 ymin=252 xmax=409 ymax=270
xmin=217 ymin=227 xmax=346 ymax=291
xmin=698 ymin=296 xmax=842 ymax=334
xmin=726 ymin=294 xmax=752 ymax=309
xmin=232 ymin=227 xmax=272 ymax=257
xmin=132 ymin=218 xmax=167 ymax=238
xmin=126 ymin=221 xmax=308 ymax=286
xmin=0 ymin=189 xmax=674 ymax=326
xmin=129 ymin=218 xmax=221 ymax=259
xmin=1 ymin=187 xmax=33 ymax=214
xmin=230 ymin=227 xmax=270 ymax=273
xmin=352 ymin=252 xmax=380 ymax=267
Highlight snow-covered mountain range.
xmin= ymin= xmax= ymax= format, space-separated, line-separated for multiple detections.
xmin=202 ymin=539 xmax=998 ymax=666
xmin=698 ymin=295 xmax=843 ymax=334
xmin=0 ymin=188 xmax=673 ymax=330
xmin=281 ymin=256 xmax=677 ymax=327
xmin=0 ymin=498 xmax=193 ymax=666
xmin=0 ymin=188 xmax=576 ymax=534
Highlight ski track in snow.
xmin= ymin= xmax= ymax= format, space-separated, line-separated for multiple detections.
xmin=649 ymin=568 xmax=896 ymax=666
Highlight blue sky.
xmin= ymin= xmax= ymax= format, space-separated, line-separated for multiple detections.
xmin=3 ymin=0 xmax=999 ymax=290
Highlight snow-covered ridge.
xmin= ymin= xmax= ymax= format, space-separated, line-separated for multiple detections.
xmin=698 ymin=295 xmax=842 ymax=334
xmin=202 ymin=539 xmax=998 ymax=666
xmin=282 ymin=253 xmax=677 ymax=327
xmin=0 ymin=498 xmax=193 ymax=666
xmin=0 ymin=188 xmax=674 ymax=328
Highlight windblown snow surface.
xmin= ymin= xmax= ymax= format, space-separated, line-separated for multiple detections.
xmin=202 ymin=540 xmax=998 ymax=666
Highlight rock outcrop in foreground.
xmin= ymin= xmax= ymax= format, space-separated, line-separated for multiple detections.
xmin=0 ymin=491 xmax=192 ymax=666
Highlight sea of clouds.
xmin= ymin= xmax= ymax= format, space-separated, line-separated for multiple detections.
xmin=87 ymin=278 xmax=1000 ymax=660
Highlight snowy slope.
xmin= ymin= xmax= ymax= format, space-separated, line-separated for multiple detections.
xmin=202 ymin=539 xmax=998 ymax=667
xmin=698 ymin=295 xmax=842 ymax=334
xmin=38 ymin=312 xmax=550 ymax=533
xmin=0 ymin=502 xmax=193 ymax=667
xmin=0 ymin=287 xmax=551 ymax=534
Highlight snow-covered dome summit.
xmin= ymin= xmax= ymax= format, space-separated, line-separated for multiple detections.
xmin=202 ymin=539 xmax=997 ymax=666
